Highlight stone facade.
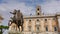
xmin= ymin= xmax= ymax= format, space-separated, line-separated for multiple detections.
xmin=9 ymin=6 xmax=60 ymax=34
xmin=23 ymin=6 xmax=60 ymax=34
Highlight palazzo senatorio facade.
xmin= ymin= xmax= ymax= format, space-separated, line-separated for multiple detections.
xmin=9 ymin=6 xmax=60 ymax=34
xmin=23 ymin=6 xmax=60 ymax=34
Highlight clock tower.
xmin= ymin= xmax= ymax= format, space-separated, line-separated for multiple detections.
xmin=36 ymin=6 xmax=41 ymax=16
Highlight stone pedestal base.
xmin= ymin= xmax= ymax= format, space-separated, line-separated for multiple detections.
xmin=8 ymin=30 xmax=21 ymax=34
xmin=8 ymin=30 xmax=58 ymax=34
xmin=22 ymin=32 xmax=58 ymax=34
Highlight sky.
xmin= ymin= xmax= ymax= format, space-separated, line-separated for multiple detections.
xmin=0 ymin=0 xmax=60 ymax=34
xmin=0 ymin=0 xmax=60 ymax=26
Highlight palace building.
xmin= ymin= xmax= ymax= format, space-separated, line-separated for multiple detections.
xmin=9 ymin=5 xmax=60 ymax=34
xmin=23 ymin=6 xmax=60 ymax=34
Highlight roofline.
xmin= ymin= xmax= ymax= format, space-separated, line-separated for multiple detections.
xmin=23 ymin=15 xmax=58 ymax=19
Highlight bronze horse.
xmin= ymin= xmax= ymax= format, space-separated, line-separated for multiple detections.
xmin=10 ymin=9 xmax=24 ymax=31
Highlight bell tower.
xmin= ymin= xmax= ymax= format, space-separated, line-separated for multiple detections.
xmin=36 ymin=6 xmax=41 ymax=16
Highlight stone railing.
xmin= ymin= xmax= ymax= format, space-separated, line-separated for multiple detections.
xmin=8 ymin=30 xmax=59 ymax=34
xmin=22 ymin=32 xmax=58 ymax=34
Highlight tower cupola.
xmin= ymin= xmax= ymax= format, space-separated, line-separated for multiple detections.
xmin=36 ymin=6 xmax=41 ymax=16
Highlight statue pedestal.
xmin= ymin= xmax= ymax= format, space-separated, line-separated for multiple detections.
xmin=8 ymin=23 xmax=23 ymax=34
xmin=8 ymin=30 xmax=21 ymax=34
xmin=8 ymin=26 xmax=22 ymax=34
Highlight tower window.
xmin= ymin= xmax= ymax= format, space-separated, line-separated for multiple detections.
xmin=54 ymin=27 xmax=57 ymax=31
xmin=37 ymin=13 xmax=40 ymax=15
xmin=37 ymin=8 xmax=39 ymax=10
xmin=46 ymin=26 xmax=48 ymax=31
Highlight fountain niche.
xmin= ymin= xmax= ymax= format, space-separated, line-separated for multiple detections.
xmin=8 ymin=9 xmax=24 ymax=34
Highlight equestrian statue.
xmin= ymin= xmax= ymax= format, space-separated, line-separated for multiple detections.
xmin=8 ymin=9 xmax=24 ymax=32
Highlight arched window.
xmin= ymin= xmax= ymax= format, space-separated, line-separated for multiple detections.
xmin=37 ymin=8 xmax=39 ymax=10
xmin=29 ymin=20 xmax=31 ymax=24
xmin=37 ymin=13 xmax=40 ymax=15
xmin=36 ymin=19 xmax=40 ymax=32
xmin=45 ymin=19 xmax=47 ymax=23
xmin=37 ymin=19 xmax=39 ymax=21
xmin=29 ymin=20 xmax=31 ymax=22
xmin=36 ymin=19 xmax=40 ymax=25
xmin=45 ymin=19 xmax=47 ymax=21
xmin=28 ymin=20 xmax=31 ymax=31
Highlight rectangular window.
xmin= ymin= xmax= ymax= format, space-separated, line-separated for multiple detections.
xmin=54 ymin=27 xmax=57 ymax=31
xmin=28 ymin=26 xmax=31 ymax=31
xmin=36 ymin=26 xmax=39 ymax=32
xmin=46 ymin=26 xmax=48 ymax=31
xmin=37 ymin=27 xmax=39 ymax=31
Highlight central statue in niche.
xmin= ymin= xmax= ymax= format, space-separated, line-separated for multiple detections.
xmin=9 ymin=9 xmax=24 ymax=32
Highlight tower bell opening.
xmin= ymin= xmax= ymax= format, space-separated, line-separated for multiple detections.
xmin=36 ymin=5 xmax=41 ymax=16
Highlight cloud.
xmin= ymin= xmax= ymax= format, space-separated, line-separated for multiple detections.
xmin=41 ymin=0 xmax=60 ymax=15
xmin=40 ymin=0 xmax=60 ymax=28
xmin=0 ymin=0 xmax=60 ymax=26
xmin=0 ymin=0 xmax=35 ymax=26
